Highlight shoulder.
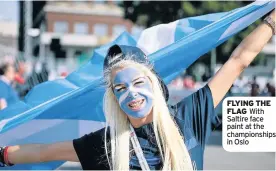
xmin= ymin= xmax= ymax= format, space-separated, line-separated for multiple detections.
xmin=172 ymin=84 xmax=215 ymax=126
xmin=73 ymin=128 xmax=107 ymax=147
xmin=73 ymin=128 xmax=110 ymax=170
xmin=176 ymin=85 xmax=213 ymax=110
xmin=89 ymin=127 xmax=107 ymax=137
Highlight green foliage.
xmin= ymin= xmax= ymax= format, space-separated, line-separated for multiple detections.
xmin=121 ymin=1 xmax=182 ymax=27
xmin=182 ymin=2 xmax=196 ymax=16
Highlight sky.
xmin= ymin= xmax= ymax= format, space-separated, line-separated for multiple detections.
xmin=0 ymin=1 xmax=18 ymax=21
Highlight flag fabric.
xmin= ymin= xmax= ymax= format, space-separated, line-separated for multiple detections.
xmin=0 ymin=1 xmax=274 ymax=169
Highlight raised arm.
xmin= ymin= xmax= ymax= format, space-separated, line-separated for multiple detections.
xmin=208 ymin=10 xmax=275 ymax=107
xmin=0 ymin=141 xmax=79 ymax=166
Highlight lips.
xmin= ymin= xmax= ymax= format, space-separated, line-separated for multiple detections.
xmin=128 ymin=99 xmax=145 ymax=111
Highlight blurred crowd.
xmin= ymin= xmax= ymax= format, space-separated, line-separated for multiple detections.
xmin=170 ymin=74 xmax=275 ymax=97
xmin=0 ymin=56 xmax=50 ymax=110
xmin=231 ymin=75 xmax=275 ymax=97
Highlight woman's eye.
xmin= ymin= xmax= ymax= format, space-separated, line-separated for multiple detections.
xmin=134 ymin=81 xmax=144 ymax=85
xmin=117 ymin=87 xmax=126 ymax=92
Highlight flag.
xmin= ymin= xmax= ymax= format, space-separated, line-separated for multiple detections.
xmin=0 ymin=1 xmax=274 ymax=169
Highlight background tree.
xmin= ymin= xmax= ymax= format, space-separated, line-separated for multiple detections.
xmin=122 ymin=1 xmax=183 ymax=27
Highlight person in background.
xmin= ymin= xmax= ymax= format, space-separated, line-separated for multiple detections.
xmin=183 ymin=75 xmax=196 ymax=89
xmin=262 ymin=81 xmax=275 ymax=96
xmin=14 ymin=61 xmax=26 ymax=85
xmin=14 ymin=61 xmax=28 ymax=98
xmin=233 ymin=75 xmax=246 ymax=89
xmin=0 ymin=63 xmax=19 ymax=109
xmin=202 ymin=69 xmax=211 ymax=82
xmin=250 ymin=75 xmax=260 ymax=96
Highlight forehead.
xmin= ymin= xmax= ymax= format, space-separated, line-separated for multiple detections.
xmin=112 ymin=67 xmax=144 ymax=84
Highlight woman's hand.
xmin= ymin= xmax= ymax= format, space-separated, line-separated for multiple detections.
xmin=208 ymin=9 xmax=275 ymax=107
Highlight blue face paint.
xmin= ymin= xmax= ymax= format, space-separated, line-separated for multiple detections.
xmin=113 ymin=67 xmax=154 ymax=118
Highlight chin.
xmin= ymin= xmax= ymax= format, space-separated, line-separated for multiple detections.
xmin=128 ymin=110 xmax=153 ymax=120
xmin=128 ymin=114 xmax=147 ymax=120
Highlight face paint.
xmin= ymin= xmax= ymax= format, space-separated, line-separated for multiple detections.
xmin=113 ymin=67 xmax=154 ymax=118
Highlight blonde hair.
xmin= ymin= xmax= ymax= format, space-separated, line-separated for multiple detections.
xmin=103 ymin=57 xmax=193 ymax=170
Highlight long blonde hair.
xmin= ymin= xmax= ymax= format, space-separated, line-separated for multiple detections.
xmin=103 ymin=57 xmax=193 ymax=170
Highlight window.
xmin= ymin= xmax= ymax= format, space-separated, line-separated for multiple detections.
xmin=74 ymin=22 xmax=89 ymax=34
xmin=112 ymin=25 xmax=126 ymax=37
xmin=53 ymin=21 xmax=68 ymax=33
xmin=94 ymin=24 xmax=108 ymax=36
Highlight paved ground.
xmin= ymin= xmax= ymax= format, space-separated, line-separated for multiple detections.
xmin=58 ymin=131 xmax=275 ymax=170
xmin=204 ymin=131 xmax=275 ymax=170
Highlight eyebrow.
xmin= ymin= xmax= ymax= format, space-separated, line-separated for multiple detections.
xmin=132 ymin=77 xmax=144 ymax=82
xmin=113 ymin=76 xmax=145 ymax=88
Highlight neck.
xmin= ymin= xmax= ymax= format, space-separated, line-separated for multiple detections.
xmin=128 ymin=111 xmax=153 ymax=128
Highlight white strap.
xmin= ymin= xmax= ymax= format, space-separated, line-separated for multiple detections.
xmin=129 ymin=124 xmax=151 ymax=170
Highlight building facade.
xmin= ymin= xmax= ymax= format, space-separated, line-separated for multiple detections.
xmin=0 ymin=20 xmax=17 ymax=60
xmin=40 ymin=1 xmax=134 ymax=75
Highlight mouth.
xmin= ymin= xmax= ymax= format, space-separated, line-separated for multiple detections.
xmin=128 ymin=99 xmax=145 ymax=111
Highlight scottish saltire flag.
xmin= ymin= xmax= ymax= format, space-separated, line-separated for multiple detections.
xmin=0 ymin=1 xmax=274 ymax=169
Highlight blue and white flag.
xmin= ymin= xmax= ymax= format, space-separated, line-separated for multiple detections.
xmin=0 ymin=1 xmax=274 ymax=169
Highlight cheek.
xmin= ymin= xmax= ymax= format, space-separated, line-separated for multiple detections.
xmin=114 ymin=92 xmax=128 ymax=107
xmin=145 ymin=78 xmax=154 ymax=95
xmin=114 ymin=93 xmax=122 ymax=104
xmin=140 ymin=83 xmax=154 ymax=99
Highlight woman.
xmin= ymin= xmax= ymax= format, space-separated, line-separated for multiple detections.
xmin=0 ymin=10 xmax=275 ymax=170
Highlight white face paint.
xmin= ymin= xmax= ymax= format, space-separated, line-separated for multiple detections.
xmin=113 ymin=67 xmax=154 ymax=118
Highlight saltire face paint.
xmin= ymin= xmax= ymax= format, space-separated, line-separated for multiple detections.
xmin=113 ymin=67 xmax=154 ymax=118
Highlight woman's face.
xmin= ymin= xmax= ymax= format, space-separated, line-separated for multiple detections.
xmin=112 ymin=67 xmax=154 ymax=118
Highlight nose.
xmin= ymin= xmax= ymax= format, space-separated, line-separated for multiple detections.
xmin=128 ymin=91 xmax=138 ymax=99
